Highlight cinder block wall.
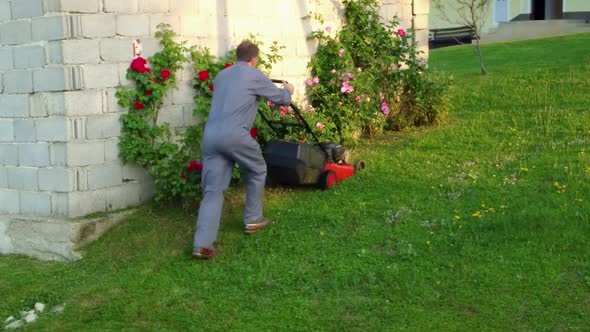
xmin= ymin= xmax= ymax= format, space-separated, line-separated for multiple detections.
xmin=0 ymin=0 xmax=428 ymax=219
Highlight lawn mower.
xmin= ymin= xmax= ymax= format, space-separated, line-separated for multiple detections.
xmin=254 ymin=79 xmax=365 ymax=190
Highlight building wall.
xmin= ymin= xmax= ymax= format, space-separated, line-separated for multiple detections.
xmin=0 ymin=0 xmax=428 ymax=260
xmin=431 ymin=0 xmax=590 ymax=34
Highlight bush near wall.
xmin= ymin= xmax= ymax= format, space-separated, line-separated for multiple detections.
xmin=117 ymin=0 xmax=450 ymax=205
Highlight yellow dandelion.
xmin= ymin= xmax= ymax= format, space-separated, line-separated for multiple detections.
xmin=472 ymin=211 xmax=481 ymax=218
xmin=453 ymin=215 xmax=461 ymax=221
xmin=500 ymin=204 xmax=507 ymax=209
xmin=520 ymin=167 xmax=528 ymax=172
xmin=487 ymin=208 xmax=496 ymax=213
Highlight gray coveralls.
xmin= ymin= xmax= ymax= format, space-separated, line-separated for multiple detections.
xmin=193 ymin=61 xmax=292 ymax=250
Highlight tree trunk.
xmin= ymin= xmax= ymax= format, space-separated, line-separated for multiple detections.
xmin=475 ymin=37 xmax=486 ymax=75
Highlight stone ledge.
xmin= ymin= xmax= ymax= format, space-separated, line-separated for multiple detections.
xmin=0 ymin=209 xmax=134 ymax=261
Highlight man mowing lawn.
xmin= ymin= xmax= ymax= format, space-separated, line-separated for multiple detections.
xmin=192 ymin=40 xmax=295 ymax=260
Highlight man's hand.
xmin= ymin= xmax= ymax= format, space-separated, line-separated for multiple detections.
xmin=282 ymin=81 xmax=294 ymax=95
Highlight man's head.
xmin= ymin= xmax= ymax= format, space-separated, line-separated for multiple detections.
xmin=236 ymin=40 xmax=259 ymax=67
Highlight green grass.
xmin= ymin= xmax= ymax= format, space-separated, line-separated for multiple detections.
xmin=2 ymin=34 xmax=590 ymax=330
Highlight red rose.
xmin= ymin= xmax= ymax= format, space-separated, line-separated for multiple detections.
xmin=146 ymin=90 xmax=152 ymax=96
xmin=130 ymin=57 xmax=149 ymax=73
xmin=135 ymin=101 xmax=145 ymax=109
xmin=209 ymin=84 xmax=214 ymax=92
xmin=224 ymin=63 xmax=233 ymax=68
xmin=188 ymin=160 xmax=203 ymax=172
xmin=198 ymin=70 xmax=210 ymax=82
xmin=250 ymin=127 xmax=257 ymax=138
xmin=161 ymin=69 xmax=171 ymax=79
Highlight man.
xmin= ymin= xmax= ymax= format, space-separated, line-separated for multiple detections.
xmin=193 ymin=40 xmax=294 ymax=260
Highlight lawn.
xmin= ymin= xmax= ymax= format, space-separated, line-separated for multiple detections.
xmin=2 ymin=34 xmax=590 ymax=331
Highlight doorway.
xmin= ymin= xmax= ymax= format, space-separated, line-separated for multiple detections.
xmin=532 ymin=0 xmax=564 ymax=20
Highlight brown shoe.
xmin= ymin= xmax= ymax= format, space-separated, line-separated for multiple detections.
xmin=244 ymin=217 xmax=271 ymax=234
xmin=192 ymin=247 xmax=217 ymax=260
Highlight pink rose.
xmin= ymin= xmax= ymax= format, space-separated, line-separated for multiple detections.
xmin=316 ymin=122 xmax=326 ymax=130
xmin=325 ymin=26 xmax=332 ymax=33
xmin=334 ymin=37 xmax=340 ymax=43
xmin=397 ymin=29 xmax=406 ymax=37
xmin=338 ymin=49 xmax=345 ymax=57
xmin=355 ymin=96 xmax=362 ymax=103
xmin=313 ymin=77 xmax=320 ymax=84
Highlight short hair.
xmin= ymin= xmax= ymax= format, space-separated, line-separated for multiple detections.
xmin=236 ymin=40 xmax=260 ymax=62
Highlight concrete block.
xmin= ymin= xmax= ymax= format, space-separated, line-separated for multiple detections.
xmin=104 ymin=138 xmax=120 ymax=162
xmin=118 ymin=62 xmax=134 ymax=86
xmin=0 ymin=0 xmax=10 ymax=22
xmin=105 ymin=88 xmax=124 ymax=113
xmin=61 ymin=39 xmax=100 ymax=64
xmin=169 ymin=0 xmax=198 ymax=15
xmin=0 ymin=166 xmax=6 ymax=188
xmin=50 ymin=0 xmax=101 ymax=13
xmin=20 ymin=191 xmax=51 ymax=217
xmin=81 ymin=14 xmax=116 ymax=38
xmin=75 ymin=168 xmax=87 ymax=190
xmin=18 ymin=143 xmax=50 ymax=167
xmin=116 ymin=15 xmax=150 ymax=36
xmin=86 ymin=114 xmax=122 ymax=139
xmin=0 ymin=190 xmax=19 ymax=214
xmin=0 ymin=94 xmax=29 ymax=118
xmin=3 ymin=70 xmax=34 ymax=94
xmin=87 ymin=164 xmax=123 ymax=190
xmin=99 ymin=38 xmax=134 ymax=63
xmin=179 ymin=16 xmax=208 ymax=37
xmin=49 ymin=143 xmax=66 ymax=166
xmin=122 ymin=164 xmax=151 ymax=182
xmin=83 ymin=64 xmax=119 ymax=89
xmin=50 ymin=192 xmax=68 ymax=216
xmin=414 ymin=14 xmax=428 ymax=30
xmin=134 ymin=37 xmax=160 ymax=58
xmin=104 ymin=0 xmax=138 ymax=13
xmin=7 ymin=166 xmax=39 ymax=191
xmin=183 ymin=104 xmax=200 ymax=126
xmin=39 ymin=167 xmax=75 ymax=192
xmin=0 ymin=119 xmax=14 ymax=142
xmin=33 ymin=66 xmax=84 ymax=92
xmin=171 ymin=80 xmax=195 ymax=104
xmin=70 ymin=118 xmax=85 ymax=140
xmin=0 ymin=20 xmax=32 ymax=45
xmin=13 ymin=46 xmax=46 ymax=69
xmin=66 ymin=142 xmax=104 ymax=166
xmin=106 ymin=182 xmax=141 ymax=211
xmin=36 ymin=117 xmax=69 ymax=142
xmin=29 ymin=92 xmax=67 ymax=117
xmin=14 ymin=119 xmax=36 ymax=142
xmin=64 ymin=90 xmax=103 ymax=116
xmin=413 ymin=0 xmax=430 ymax=15
xmin=156 ymin=105 xmax=185 ymax=127
xmin=0 ymin=47 xmax=13 ymax=70
xmin=68 ymin=190 xmax=107 ymax=218
xmin=11 ymin=0 xmax=44 ymax=19
xmin=0 ymin=144 xmax=18 ymax=165
xmin=140 ymin=0 xmax=169 ymax=13
xmin=149 ymin=15 xmax=180 ymax=36
xmin=32 ymin=16 xmax=65 ymax=41
xmin=47 ymin=41 xmax=63 ymax=65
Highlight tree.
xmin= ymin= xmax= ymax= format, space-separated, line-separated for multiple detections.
xmin=433 ymin=0 xmax=490 ymax=75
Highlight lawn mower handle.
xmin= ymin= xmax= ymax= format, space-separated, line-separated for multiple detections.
xmin=269 ymin=79 xmax=320 ymax=143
